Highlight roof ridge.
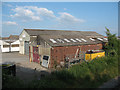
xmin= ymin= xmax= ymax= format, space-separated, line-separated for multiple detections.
xmin=24 ymin=29 xmax=95 ymax=32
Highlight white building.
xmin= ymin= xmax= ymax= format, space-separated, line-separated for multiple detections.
xmin=0 ymin=35 xmax=20 ymax=52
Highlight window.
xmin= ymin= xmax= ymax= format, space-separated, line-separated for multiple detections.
xmin=57 ymin=38 xmax=64 ymax=43
xmin=64 ymin=39 xmax=70 ymax=42
xmin=50 ymin=39 xmax=57 ymax=43
xmin=12 ymin=44 xmax=19 ymax=47
xmin=97 ymin=38 xmax=103 ymax=41
xmin=75 ymin=38 xmax=82 ymax=42
xmin=81 ymin=38 xmax=87 ymax=42
xmin=3 ymin=45 xmax=9 ymax=48
xmin=90 ymin=38 xmax=95 ymax=41
xmin=70 ymin=39 xmax=77 ymax=42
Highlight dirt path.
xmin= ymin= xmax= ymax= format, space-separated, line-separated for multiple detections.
xmin=98 ymin=76 xmax=120 ymax=88
xmin=16 ymin=62 xmax=51 ymax=84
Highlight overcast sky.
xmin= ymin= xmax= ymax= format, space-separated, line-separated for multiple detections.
xmin=2 ymin=2 xmax=118 ymax=37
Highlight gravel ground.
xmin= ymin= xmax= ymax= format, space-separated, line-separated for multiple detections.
xmin=2 ymin=52 xmax=29 ymax=63
xmin=1 ymin=52 xmax=48 ymax=71
xmin=1 ymin=52 xmax=50 ymax=83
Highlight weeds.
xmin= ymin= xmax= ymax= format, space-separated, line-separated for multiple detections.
xmin=2 ymin=55 xmax=118 ymax=88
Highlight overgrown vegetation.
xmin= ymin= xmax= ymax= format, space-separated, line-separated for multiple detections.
xmin=2 ymin=55 xmax=118 ymax=88
xmin=2 ymin=74 xmax=25 ymax=88
xmin=27 ymin=55 xmax=118 ymax=88
xmin=2 ymin=28 xmax=119 ymax=88
xmin=103 ymin=27 xmax=120 ymax=56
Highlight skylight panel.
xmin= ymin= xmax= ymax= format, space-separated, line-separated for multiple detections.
xmin=104 ymin=38 xmax=108 ymax=40
xmin=64 ymin=39 xmax=70 ymax=42
xmin=57 ymin=39 xmax=64 ymax=43
xmin=97 ymin=38 xmax=103 ymax=41
xmin=90 ymin=38 xmax=95 ymax=41
xmin=50 ymin=39 xmax=57 ymax=43
xmin=75 ymin=38 xmax=82 ymax=42
xmin=81 ymin=38 xmax=87 ymax=42
xmin=70 ymin=39 xmax=77 ymax=42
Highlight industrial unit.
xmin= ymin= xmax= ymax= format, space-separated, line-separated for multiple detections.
xmin=0 ymin=35 xmax=20 ymax=52
xmin=19 ymin=29 xmax=108 ymax=68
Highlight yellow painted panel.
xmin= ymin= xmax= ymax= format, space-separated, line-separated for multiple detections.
xmin=85 ymin=54 xmax=91 ymax=61
xmin=85 ymin=51 xmax=105 ymax=61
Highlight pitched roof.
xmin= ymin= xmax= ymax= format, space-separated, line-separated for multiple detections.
xmin=1 ymin=35 xmax=19 ymax=43
xmin=24 ymin=29 xmax=107 ymax=47
xmin=38 ymin=34 xmax=107 ymax=47
xmin=2 ymin=37 xmax=9 ymax=40
xmin=24 ymin=29 xmax=103 ymax=37
xmin=2 ymin=35 xmax=19 ymax=40
xmin=9 ymin=35 xmax=19 ymax=40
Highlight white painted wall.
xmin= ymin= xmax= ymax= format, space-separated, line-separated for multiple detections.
xmin=19 ymin=41 xmax=24 ymax=54
xmin=19 ymin=30 xmax=30 ymax=54
xmin=11 ymin=47 xmax=19 ymax=52
xmin=11 ymin=40 xmax=20 ymax=52
xmin=2 ymin=47 xmax=9 ymax=52
xmin=0 ymin=40 xmax=9 ymax=52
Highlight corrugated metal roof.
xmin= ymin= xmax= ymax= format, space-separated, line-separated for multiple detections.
xmin=38 ymin=34 xmax=106 ymax=47
xmin=2 ymin=35 xmax=19 ymax=40
xmin=2 ymin=37 xmax=9 ymax=40
xmin=24 ymin=29 xmax=107 ymax=46
xmin=24 ymin=29 xmax=103 ymax=37
xmin=9 ymin=35 xmax=19 ymax=40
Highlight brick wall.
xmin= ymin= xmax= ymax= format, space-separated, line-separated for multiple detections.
xmin=49 ymin=43 xmax=102 ymax=68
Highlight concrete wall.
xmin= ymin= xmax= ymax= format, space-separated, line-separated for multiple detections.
xmin=49 ymin=43 xmax=103 ymax=68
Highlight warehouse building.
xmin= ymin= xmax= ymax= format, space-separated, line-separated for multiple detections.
xmin=19 ymin=29 xmax=107 ymax=68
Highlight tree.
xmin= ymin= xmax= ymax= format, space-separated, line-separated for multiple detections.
xmin=103 ymin=27 xmax=119 ymax=56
